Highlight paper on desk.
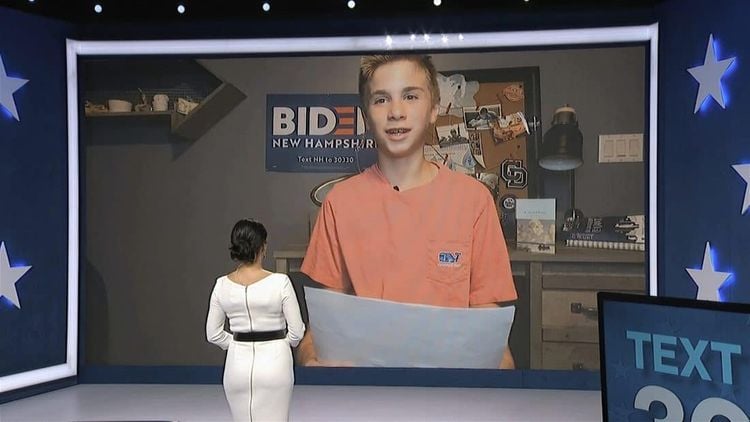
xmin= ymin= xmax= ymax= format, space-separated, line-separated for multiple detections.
xmin=303 ymin=286 xmax=515 ymax=369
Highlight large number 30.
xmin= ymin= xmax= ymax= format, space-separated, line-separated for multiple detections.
xmin=634 ymin=385 xmax=748 ymax=421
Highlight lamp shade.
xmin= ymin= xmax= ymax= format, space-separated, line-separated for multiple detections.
xmin=538 ymin=106 xmax=583 ymax=171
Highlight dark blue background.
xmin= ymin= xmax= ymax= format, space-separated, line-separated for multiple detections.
xmin=659 ymin=0 xmax=750 ymax=303
xmin=0 ymin=9 xmax=72 ymax=377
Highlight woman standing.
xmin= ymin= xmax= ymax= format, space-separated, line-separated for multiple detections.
xmin=206 ymin=219 xmax=305 ymax=421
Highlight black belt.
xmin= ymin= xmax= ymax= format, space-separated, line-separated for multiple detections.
xmin=233 ymin=329 xmax=287 ymax=342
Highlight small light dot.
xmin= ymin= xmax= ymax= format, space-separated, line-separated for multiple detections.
xmin=28 ymin=0 xmax=35 ymax=3
xmin=423 ymin=33 xmax=430 ymax=42
xmin=94 ymin=4 xmax=102 ymax=13
xmin=458 ymin=34 xmax=464 ymax=40
xmin=347 ymin=0 xmax=355 ymax=9
xmin=262 ymin=2 xmax=270 ymax=12
xmin=385 ymin=35 xmax=393 ymax=45
xmin=433 ymin=0 xmax=442 ymax=5
xmin=441 ymin=34 xmax=448 ymax=43
xmin=410 ymin=34 xmax=417 ymax=41
xmin=177 ymin=4 xmax=185 ymax=14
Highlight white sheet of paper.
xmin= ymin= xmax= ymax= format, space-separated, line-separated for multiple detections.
xmin=304 ymin=286 xmax=515 ymax=369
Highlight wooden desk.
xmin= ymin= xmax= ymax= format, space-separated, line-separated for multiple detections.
xmin=512 ymin=247 xmax=645 ymax=370
xmin=274 ymin=245 xmax=645 ymax=370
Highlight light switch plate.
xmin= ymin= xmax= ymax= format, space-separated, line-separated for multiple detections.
xmin=598 ymin=133 xmax=643 ymax=163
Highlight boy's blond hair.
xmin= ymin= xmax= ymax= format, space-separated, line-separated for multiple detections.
xmin=358 ymin=55 xmax=440 ymax=111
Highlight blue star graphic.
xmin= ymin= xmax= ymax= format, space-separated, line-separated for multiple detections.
xmin=0 ymin=55 xmax=29 ymax=121
xmin=685 ymin=242 xmax=732 ymax=301
xmin=0 ymin=242 xmax=32 ymax=309
xmin=611 ymin=360 xmax=631 ymax=380
xmin=687 ymin=34 xmax=735 ymax=113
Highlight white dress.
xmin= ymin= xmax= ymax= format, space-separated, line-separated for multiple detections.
xmin=206 ymin=273 xmax=306 ymax=422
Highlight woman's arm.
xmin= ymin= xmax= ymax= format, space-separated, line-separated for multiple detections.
xmin=206 ymin=281 xmax=231 ymax=350
xmin=281 ymin=276 xmax=306 ymax=347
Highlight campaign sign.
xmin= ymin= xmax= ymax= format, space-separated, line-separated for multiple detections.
xmin=598 ymin=293 xmax=750 ymax=421
xmin=266 ymin=94 xmax=377 ymax=173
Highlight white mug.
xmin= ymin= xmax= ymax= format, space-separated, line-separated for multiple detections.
xmin=153 ymin=94 xmax=169 ymax=111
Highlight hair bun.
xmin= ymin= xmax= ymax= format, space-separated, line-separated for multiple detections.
xmin=229 ymin=239 xmax=252 ymax=262
xmin=229 ymin=219 xmax=268 ymax=263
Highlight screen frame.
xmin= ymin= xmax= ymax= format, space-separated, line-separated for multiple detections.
xmin=59 ymin=24 xmax=658 ymax=388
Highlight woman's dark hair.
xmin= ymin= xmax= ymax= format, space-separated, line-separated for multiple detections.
xmin=229 ymin=219 xmax=267 ymax=263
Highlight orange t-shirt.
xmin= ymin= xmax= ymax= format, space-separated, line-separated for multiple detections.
xmin=301 ymin=163 xmax=517 ymax=307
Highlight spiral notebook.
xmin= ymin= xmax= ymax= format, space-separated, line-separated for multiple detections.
xmin=564 ymin=239 xmax=645 ymax=251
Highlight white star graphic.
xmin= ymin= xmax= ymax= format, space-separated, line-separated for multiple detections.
xmin=687 ymin=34 xmax=735 ymax=113
xmin=0 ymin=55 xmax=29 ymax=121
xmin=685 ymin=242 xmax=731 ymax=301
xmin=0 ymin=242 xmax=32 ymax=309
xmin=732 ymin=164 xmax=750 ymax=214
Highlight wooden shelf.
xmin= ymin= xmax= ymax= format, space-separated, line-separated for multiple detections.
xmin=85 ymin=110 xmax=173 ymax=117
xmin=84 ymin=81 xmax=246 ymax=141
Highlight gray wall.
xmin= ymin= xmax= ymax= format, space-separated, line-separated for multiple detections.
xmin=84 ymin=46 xmax=645 ymax=366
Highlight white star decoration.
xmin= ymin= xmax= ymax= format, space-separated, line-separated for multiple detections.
xmin=687 ymin=34 xmax=735 ymax=113
xmin=732 ymin=164 xmax=750 ymax=214
xmin=0 ymin=54 xmax=29 ymax=121
xmin=0 ymin=242 xmax=32 ymax=309
xmin=685 ymin=242 xmax=731 ymax=301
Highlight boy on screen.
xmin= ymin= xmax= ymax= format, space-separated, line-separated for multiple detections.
xmin=299 ymin=55 xmax=517 ymax=368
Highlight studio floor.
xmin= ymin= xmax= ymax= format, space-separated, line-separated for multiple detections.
xmin=0 ymin=384 xmax=602 ymax=421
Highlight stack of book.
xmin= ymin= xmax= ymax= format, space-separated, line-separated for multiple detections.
xmin=561 ymin=214 xmax=645 ymax=251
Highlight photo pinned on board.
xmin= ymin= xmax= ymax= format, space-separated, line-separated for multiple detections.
xmin=464 ymin=105 xmax=502 ymax=131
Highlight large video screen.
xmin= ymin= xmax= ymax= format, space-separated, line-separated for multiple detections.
xmin=77 ymin=29 xmax=654 ymax=374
